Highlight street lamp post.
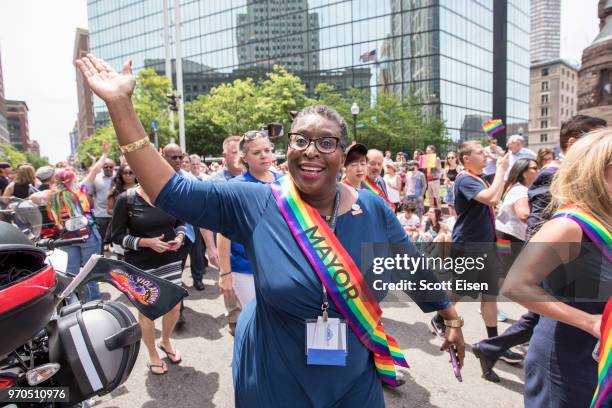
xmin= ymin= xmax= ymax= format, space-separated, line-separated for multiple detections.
xmin=351 ymin=102 xmax=360 ymax=142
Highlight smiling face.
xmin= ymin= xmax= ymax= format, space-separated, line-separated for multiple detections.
xmin=242 ymin=137 xmax=274 ymax=174
xmin=287 ymin=114 xmax=345 ymax=199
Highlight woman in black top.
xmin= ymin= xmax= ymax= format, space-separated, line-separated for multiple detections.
xmin=110 ymin=185 xmax=186 ymax=375
xmin=442 ymin=151 xmax=460 ymax=206
xmin=2 ymin=164 xmax=36 ymax=198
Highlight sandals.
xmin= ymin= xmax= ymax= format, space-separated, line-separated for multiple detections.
xmin=158 ymin=343 xmax=182 ymax=364
xmin=147 ymin=361 xmax=167 ymax=375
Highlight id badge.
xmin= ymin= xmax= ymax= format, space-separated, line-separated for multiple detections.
xmin=305 ymin=316 xmax=347 ymax=366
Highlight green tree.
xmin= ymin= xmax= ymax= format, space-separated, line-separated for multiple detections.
xmin=184 ymin=66 xmax=311 ymax=156
xmin=132 ymin=69 xmax=175 ymax=146
xmin=0 ymin=144 xmax=27 ymax=167
xmin=77 ymin=125 xmax=120 ymax=167
xmin=24 ymin=152 xmax=50 ymax=169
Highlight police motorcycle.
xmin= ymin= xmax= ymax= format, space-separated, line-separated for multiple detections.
xmin=0 ymin=198 xmax=141 ymax=407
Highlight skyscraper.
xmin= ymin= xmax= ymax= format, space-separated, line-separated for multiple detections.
xmin=6 ymin=100 xmax=30 ymax=152
xmin=74 ymin=28 xmax=95 ymax=144
xmin=530 ymin=0 xmax=561 ymax=63
xmin=87 ymin=0 xmax=530 ymax=145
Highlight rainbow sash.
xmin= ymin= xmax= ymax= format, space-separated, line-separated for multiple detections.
xmin=495 ymin=238 xmax=512 ymax=255
xmin=361 ymin=177 xmax=397 ymax=211
xmin=271 ymin=176 xmax=408 ymax=386
xmin=591 ymin=300 xmax=612 ymax=408
xmin=551 ymin=207 xmax=612 ymax=262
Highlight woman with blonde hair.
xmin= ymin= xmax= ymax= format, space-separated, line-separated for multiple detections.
xmin=218 ymin=130 xmax=279 ymax=312
xmin=503 ymin=130 xmax=611 ymax=408
xmin=2 ymin=164 xmax=36 ymax=198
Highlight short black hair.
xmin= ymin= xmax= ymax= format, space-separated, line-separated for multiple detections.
xmin=291 ymin=105 xmax=349 ymax=148
xmin=0 ymin=162 xmax=10 ymax=170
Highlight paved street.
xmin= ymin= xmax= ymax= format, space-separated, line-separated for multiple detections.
xmin=95 ymin=267 xmax=526 ymax=408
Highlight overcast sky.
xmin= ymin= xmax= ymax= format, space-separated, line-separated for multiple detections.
xmin=0 ymin=0 xmax=602 ymax=163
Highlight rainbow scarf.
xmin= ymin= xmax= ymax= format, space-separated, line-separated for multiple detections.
xmin=541 ymin=160 xmax=561 ymax=172
xmin=551 ymin=207 xmax=612 ymax=262
xmin=271 ymin=176 xmax=408 ymax=386
xmin=495 ymin=238 xmax=512 ymax=255
xmin=44 ymin=184 xmax=91 ymax=228
xmin=591 ymin=300 xmax=612 ymax=408
xmin=361 ymin=177 xmax=397 ymax=211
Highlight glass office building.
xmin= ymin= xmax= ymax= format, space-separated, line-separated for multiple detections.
xmin=87 ymin=0 xmax=529 ymax=143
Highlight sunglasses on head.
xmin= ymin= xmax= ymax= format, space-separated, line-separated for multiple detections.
xmin=242 ymin=123 xmax=284 ymax=142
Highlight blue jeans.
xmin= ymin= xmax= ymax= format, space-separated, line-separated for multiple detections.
xmin=64 ymin=225 xmax=102 ymax=302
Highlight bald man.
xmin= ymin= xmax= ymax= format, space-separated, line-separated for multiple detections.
xmin=366 ymin=149 xmax=389 ymax=197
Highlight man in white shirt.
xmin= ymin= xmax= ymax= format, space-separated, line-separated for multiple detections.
xmin=506 ymin=135 xmax=536 ymax=179
xmin=90 ymin=157 xmax=115 ymax=252
xmin=483 ymin=137 xmax=503 ymax=184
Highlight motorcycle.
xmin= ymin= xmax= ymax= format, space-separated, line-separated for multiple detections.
xmin=0 ymin=198 xmax=142 ymax=407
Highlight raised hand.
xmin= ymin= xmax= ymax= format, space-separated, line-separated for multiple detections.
xmin=76 ymin=54 xmax=136 ymax=102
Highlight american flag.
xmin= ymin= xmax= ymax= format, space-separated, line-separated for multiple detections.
xmin=359 ymin=49 xmax=377 ymax=63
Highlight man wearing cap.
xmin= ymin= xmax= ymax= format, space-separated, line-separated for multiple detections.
xmin=35 ymin=166 xmax=55 ymax=191
xmin=0 ymin=162 xmax=11 ymax=194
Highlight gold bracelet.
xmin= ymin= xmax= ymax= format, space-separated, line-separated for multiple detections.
xmin=444 ymin=316 xmax=464 ymax=328
xmin=119 ymin=137 xmax=152 ymax=154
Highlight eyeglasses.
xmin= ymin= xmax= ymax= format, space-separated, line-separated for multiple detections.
xmin=288 ymin=132 xmax=341 ymax=154
xmin=165 ymin=154 xmax=184 ymax=161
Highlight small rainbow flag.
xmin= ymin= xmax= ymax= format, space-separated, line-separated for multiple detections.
xmin=591 ymin=300 xmax=611 ymax=408
xmin=496 ymin=239 xmax=512 ymax=255
xmin=482 ymin=119 xmax=506 ymax=137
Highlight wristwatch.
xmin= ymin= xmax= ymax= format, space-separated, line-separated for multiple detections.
xmin=444 ymin=316 xmax=464 ymax=328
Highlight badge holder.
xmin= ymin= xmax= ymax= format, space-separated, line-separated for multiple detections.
xmin=305 ymin=292 xmax=347 ymax=366
xmin=305 ymin=187 xmax=347 ymax=366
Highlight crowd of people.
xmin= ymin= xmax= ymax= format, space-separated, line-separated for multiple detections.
xmin=0 ymin=53 xmax=608 ymax=408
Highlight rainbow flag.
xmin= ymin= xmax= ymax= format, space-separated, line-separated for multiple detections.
xmin=551 ymin=207 xmax=612 ymax=262
xmin=418 ymin=153 xmax=437 ymax=169
xmin=496 ymin=239 xmax=512 ymax=255
xmin=482 ymin=119 xmax=505 ymax=137
xmin=591 ymin=300 xmax=612 ymax=408
xmin=271 ymin=176 xmax=409 ymax=386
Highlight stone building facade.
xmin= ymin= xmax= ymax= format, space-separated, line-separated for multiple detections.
xmin=577 ymin=0 xmax=612 ymax=124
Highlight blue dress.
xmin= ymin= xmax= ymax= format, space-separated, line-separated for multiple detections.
xmin=155 ymin=174 xmax=449 ymax=407
xmin=524 ymin=237 xmax=610 ymax=408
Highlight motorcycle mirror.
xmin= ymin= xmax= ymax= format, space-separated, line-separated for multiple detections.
xmin=12 ymin=199 xmax=42 ymax=239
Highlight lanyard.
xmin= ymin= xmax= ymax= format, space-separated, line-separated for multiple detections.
xmin=321 ymin=186 xmax=341 ymax=321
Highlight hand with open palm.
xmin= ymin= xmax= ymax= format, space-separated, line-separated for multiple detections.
xmin=75 ymin=53 xmax=136 ymax=103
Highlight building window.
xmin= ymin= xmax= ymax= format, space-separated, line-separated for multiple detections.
xmin=541 ymin=94 xmax=549 ymax=104
xmin=541 ymin=107 xmax=548 ymax=117
xmin=541 ymin=120 xmax=548 ymax=129
xmin=542 ymin=68 xmax=549 ymax=76
xmin=562 ymin=68 xmax=565 ymax=76
xmin=540 ymin=134 xmax=548 ymax=143
xmin=541 ymin=81 xmax=549 ymax=91
xmin=561 ymin=82 xmax=564 ymax=90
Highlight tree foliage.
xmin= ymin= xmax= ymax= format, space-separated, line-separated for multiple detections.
xmin=77 ymin=69 xmax=173 ymax=165
xmin=184 ymin=66 xmax=311 ymax=156
xmin=0 ymin=144 xmax=27 ymax=167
